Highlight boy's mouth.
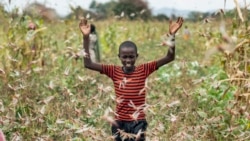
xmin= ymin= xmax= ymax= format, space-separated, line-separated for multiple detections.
xmin=125 ymin=63 xmax=132 ymax=67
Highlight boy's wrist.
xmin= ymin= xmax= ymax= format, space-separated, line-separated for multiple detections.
xmin=83 ymin=35 xmax=89 ymax=39
xmin=169 ymin=30 xmax=176 ymax=35
xmin=166 ymin=34 xmax=175 ymax=47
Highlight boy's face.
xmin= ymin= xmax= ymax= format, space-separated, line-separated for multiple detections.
xmin=118 ymin=47 xmax=138 ymax=71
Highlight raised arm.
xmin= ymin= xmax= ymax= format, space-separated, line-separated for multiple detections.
xmin=79 ymin=19 xmax=102 ymax=72
xmin=156 ymin=17 xmax=184 ymax=68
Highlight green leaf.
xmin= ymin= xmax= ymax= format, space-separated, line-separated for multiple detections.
xmin=197 ymin=111 xmax=207 ymax=118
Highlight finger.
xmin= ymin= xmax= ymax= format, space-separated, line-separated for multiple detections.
xmin=168 ymin=19 xmax=172 ymax=32
xmin=177 ymin=17 xmax=183 ymax=24
xmin=176 ymin=17 xmax=180 ymax=23
xmin=79 ymin=19 xmax=83 ymax=25
xmin=169 ymin=19 xmax=172 ymax=25
xmin=178 ymin=17 xmax=183 ymax=24
xmin=180 ymin=17 xmax=183 ymax=23
xmin=80 ymin=19 xmax=84 ymax=23
xmin=80 ymin=16 xmax=85 ymax=22
xmin=180 ymin=17 xmax=184 ymax=25
xmin=83 ymin=19 xmax=88 ymax=25
xmin=80 ymin=19 xmax=87 ymax=25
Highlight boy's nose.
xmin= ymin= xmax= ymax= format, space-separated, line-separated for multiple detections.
xmin=125 ymin=58 xmax=132 ymax=62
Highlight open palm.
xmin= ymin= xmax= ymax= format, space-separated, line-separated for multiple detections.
xmin=169 ymin=17 xmax=184 ymax=35
xmin=79 ymin=19 xmax=90 ymax=36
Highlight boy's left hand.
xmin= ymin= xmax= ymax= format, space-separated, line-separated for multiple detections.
xmin=79 ymin=19 xmax=90 ymax=37
xmin=169 ymin=17 xmax=184 ymax=35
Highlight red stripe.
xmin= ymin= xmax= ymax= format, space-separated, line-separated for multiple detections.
xmin=101 ymin=61 xmax=157 ymax=121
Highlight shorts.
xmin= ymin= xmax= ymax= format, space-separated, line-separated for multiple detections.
xmin=111 ymin=120 xmax=147 ymax=141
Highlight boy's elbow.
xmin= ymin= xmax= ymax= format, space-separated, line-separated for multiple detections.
xmin=168 ymin=54 xmax=175 ymax=62
xmin=84 ymin=61 xmax=91 ymax=69
xmin=84 ymin=63 xmax=91 ymax=69
xmin=84 ymin=58 xmax=92 ymax=68
xmin=171 ymin=55 xmax=175 ymax=61
xmin=84 ymin=64 xmax=89 ymax=68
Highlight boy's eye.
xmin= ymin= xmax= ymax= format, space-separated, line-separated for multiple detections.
xmin=121 ymin=55 xmax=135 ymax=59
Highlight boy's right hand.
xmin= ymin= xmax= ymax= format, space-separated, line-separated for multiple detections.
xmin=169 ymin=17 xmax=184 ymax=35
xmin=79 ymin=19 xmax=90 ymax=37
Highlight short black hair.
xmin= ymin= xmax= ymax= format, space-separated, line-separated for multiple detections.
xmin=118 ymin=40 xmax=138 ymax=54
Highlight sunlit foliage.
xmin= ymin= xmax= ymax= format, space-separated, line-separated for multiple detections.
xmin=0 ymin=1 xmax=250 ymax=141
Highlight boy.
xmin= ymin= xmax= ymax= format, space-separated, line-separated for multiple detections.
xmin=79 ymin=17 xmax=183 ymax=141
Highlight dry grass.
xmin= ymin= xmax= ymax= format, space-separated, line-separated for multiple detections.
xmin=0 ymin=5 xmax=250 ymax=141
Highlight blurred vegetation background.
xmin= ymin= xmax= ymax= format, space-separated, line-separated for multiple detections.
xmin=0 ymin=0 xmax=250 ymax=140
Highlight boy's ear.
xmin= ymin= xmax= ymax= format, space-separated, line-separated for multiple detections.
xmin=118 ymin=54 xmax=120 ymax=58
xmin=136 ymin=53 xmax=139 ymax=58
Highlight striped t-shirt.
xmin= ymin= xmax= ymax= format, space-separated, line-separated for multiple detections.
xmin=101 ymin=61 xmax=157 ymax=121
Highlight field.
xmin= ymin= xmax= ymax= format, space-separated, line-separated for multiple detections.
xmin=0 ymin=9 xmax=250 ymax=141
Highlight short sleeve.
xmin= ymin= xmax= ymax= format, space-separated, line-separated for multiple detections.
xmin=100 ymin=64 xmax=115 ymax=78
xmin=143 ymin=61 xmax=157 ymax=76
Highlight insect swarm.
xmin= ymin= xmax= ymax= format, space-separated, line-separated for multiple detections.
xmin=1 ymin=2 xmax=250 ymax=140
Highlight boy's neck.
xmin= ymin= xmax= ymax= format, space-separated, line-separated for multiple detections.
xmin=122 ymin=66 xmax=135 ymax=74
